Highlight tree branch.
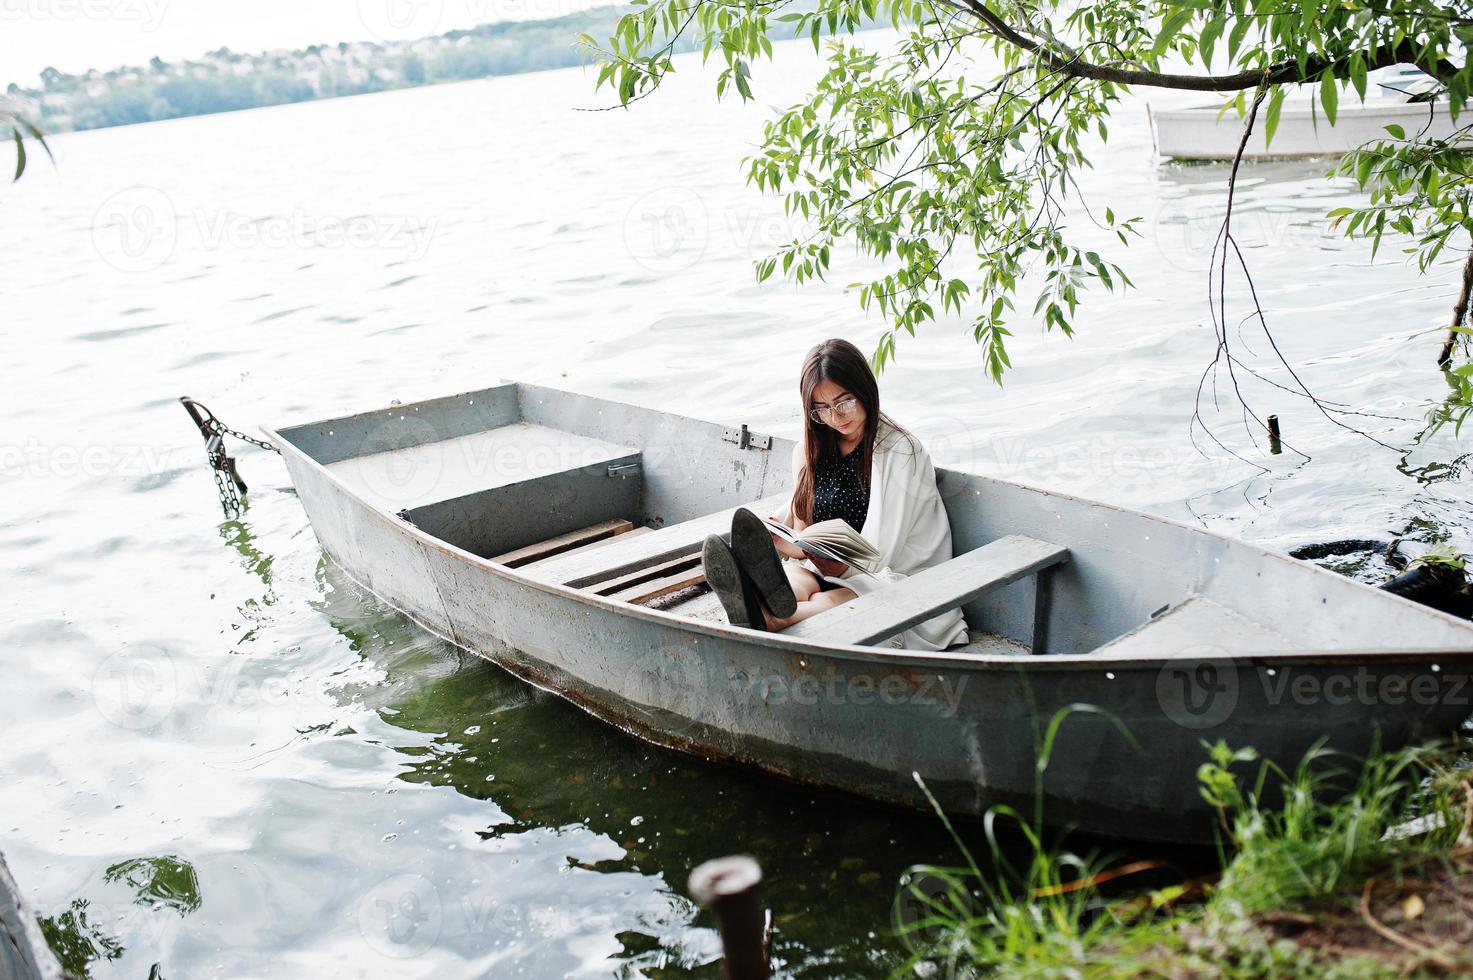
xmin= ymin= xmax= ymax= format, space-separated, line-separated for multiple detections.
xmin=959 ymin=0 xmax=1460 ymax=91
xmin=1438 ymin=243 xmax=1473 ymax=367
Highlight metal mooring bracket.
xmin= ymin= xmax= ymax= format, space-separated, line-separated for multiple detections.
xmin=722 ymin=424 xmax=772 ymax=451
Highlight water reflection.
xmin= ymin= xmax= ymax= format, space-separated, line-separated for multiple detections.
xmin=37 ymin=854 xmax=201 ymax=980
xmin=104 ymin=856 xmax=202 ymax=915
xmin=311 ymin=561 xmax=971 ymax=976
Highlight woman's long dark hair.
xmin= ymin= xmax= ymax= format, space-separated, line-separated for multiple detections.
xmin=792 ymin=338 xmax=907 ymax=525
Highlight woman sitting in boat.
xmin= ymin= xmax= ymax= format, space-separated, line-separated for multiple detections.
xmin=700 ymin=338 xmax=969 ymax=650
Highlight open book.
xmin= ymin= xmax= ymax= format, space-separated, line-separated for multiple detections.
xmin=763 ymin=518 xmax=881 ymax=576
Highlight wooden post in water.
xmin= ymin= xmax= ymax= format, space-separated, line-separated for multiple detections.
xmin=688 ymin=856 xmax=771 ymax=980
xmin=1267 ymin=415 xmax=1282 ymax=455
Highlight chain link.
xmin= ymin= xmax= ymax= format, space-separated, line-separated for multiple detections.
xmin=203 ymin=417 xmax=278 ymax=453
xmin=180 ymin=396 xmax=279 ymax=518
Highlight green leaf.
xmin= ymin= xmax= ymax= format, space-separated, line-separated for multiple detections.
xmin=11 ymin=129 xmax=24 ymax=182
xmin=1320 ymin=69 xmax=1338 ymax=126
xmin=1153 ymin=8 xmax=1193 ymax=55
xmin=1384 ymin=123 xmax=1405 ymax=140
xmin=1264 ymin=86 xmax=1285 ymax=147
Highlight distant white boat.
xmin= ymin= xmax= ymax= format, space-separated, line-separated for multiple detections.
xmin=1150 ymin=66 xmax=1461 ymax=161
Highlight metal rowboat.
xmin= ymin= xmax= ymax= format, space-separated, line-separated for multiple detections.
xmin=264 ymin=382 xmax=1473 ymax=842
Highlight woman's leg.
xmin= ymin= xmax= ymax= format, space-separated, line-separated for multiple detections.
xmin=762 ymin=586 xmax=858 ymax=631
xmin=784 ymin=562 xmax=823 ymax=603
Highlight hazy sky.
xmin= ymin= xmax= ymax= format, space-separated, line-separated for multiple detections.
xmin=1 ymin=0 xmax=623 ymax=86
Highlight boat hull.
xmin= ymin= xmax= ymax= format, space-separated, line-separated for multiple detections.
xmin=267 ymin=392 xmax=1473 ymax=843
xmin=1151 ymin=99 xmax=1461 ymax=161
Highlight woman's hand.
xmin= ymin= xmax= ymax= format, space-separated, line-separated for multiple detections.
xmin=770 ymin=532 xmax=806 ymax=560
xmin=810 ymin=555 xmax=849 ymax=579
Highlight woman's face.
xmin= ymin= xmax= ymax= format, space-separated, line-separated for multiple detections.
xmin=809 ymin=378 xmax=867 ymax=440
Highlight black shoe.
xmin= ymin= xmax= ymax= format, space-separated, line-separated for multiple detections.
xmin=729 ymin=507 xmax=797 ymax=618
xmin=701 ymin=534 xmax=766 ymax=629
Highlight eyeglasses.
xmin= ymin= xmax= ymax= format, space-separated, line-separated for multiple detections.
xmin=809 ymin=396 xmax=860 ymax=423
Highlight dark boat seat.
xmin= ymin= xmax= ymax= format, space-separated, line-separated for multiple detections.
xmin=783 ymin=534 xmax=1069 ymax=650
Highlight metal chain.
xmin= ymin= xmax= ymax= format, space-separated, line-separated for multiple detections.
xmin=180 ymin=396 xmax=279 ymax=518
xmin=206 ymin=417 xmax=277 ymax=453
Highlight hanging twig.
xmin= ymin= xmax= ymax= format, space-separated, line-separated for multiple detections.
xmin=1192 ymin=79 xmax=1403 ymax=461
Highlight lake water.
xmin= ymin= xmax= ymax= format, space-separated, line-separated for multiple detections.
xmin=3 ymin=27 xmax=1471 ymax=979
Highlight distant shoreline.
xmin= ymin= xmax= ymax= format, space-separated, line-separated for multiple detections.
xmin=4 ymin=2 xmax=877 ymax=138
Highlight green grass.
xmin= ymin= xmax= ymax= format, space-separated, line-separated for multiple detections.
xmin=892 ymin=726 xmax=1473 ymax=978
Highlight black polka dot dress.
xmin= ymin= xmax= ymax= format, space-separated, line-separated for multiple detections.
xmin=812 ymin=444 xmax=870 ymax=532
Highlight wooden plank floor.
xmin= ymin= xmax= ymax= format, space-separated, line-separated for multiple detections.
xmin=493 ymin=519 xmax=634 ymax=567
xmin=523 ymin=493 xmax=788 ymax=588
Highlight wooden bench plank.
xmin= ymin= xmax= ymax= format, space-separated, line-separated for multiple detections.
xmin=518 ymin=526 xmax=652 ymax=572
xmin=588 ymin=552 xmax=701 ymax=596
xmin=784 ymin=535 xmax=1069 ymax=647
xmin=523 ymin=493 xmax=789 ymax=588
xmin=608 ymin=567 xmax=707 ymax=605
xmin=492 ymin=519 xmax=634 ymax=567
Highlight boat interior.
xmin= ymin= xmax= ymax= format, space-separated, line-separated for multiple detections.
xmin=273 ymin=382 xmax=1473 ymax=657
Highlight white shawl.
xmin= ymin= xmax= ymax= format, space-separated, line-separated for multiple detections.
xmin=783 ymin=420 xmax=969 ymax=651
